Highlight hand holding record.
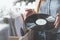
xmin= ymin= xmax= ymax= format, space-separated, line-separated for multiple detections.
xmin=24 ymin=9 xmax=36 ymax=20
xmin=54 ymin=14 xmax=60 ymax=28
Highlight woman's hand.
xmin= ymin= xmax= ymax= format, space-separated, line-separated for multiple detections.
xmin=24 ymin=9 xmax=36 ymax=20
xmin=54 ymin=14 xmax=60 ymax=28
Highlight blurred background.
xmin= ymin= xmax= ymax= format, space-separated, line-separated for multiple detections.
xmin=0 ymin=0 xmax=36 ymax=40
xmin=0 ymin=0 xmax=60 ymax=40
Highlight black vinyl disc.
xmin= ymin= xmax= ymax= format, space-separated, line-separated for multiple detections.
xmin=25 ymin=14 xmax=49 ymax=23
xmin=25 ymin=14 xmax=55 ymax=31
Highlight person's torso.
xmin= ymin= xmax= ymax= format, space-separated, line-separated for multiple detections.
xmin=38 ymin=0 xmax=59 ymax=17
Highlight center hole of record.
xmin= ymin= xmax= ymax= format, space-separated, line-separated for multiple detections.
xmin=36 ymin=19 xmax=47 ymax=25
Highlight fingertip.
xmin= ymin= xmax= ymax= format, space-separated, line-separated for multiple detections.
xmin=55 ymin=25 xmax=57 ymax=28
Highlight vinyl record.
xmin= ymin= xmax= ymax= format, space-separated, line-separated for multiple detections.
xmin=25 ymin=14 xmax=55 ymax=31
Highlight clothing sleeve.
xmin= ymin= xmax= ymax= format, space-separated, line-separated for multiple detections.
xmin=57 ymin=7 xmax=60 ymax=14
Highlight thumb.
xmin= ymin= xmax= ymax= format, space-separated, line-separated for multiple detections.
xmin=54 ymin=22 xmax=59 ymax=28
xmin=54 ymin=16 xmax=59 ymax=28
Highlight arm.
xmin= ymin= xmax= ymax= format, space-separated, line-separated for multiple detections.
xmin=34 ymin=0 xmax=42 ymax=13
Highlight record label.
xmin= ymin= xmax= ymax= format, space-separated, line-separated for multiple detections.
xmin=36 ymin=19 xmax=47 ymax=25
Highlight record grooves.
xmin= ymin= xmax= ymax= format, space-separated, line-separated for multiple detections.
xmin=25 ymin=14 xmax=55 ymax=31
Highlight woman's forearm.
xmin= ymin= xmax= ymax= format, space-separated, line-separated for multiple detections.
xmin=34 ymin=0 xmax=42 ymax=13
